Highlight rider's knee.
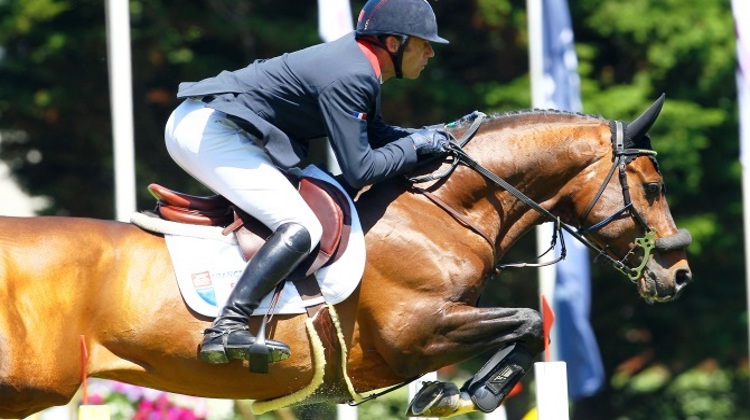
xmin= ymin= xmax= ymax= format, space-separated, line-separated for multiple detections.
xmin=275 ymin=222 xmax=316 ymax=254
xmin=278 ymin=216 xmax=321 ymax=254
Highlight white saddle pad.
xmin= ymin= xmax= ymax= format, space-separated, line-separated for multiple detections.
xmin=132 ymin=165 xmax=365 ymax=318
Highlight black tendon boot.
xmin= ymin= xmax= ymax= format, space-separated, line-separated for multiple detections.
xmin=460 ymin=343 xmax=534 ymax=413
xmin=199 ymin=222 xmax=311 ymax=366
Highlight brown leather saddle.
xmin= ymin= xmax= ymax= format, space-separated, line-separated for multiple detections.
xmin=148 ymin=175 xmax=353 ymax=281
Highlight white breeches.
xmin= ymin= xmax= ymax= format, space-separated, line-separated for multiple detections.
xmin=164 ymin=98 xmax=322 ymax=253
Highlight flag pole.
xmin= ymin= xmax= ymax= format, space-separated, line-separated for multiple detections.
xmin=318 ymin=1 xmax=354 ymax=417
xmin=528 ymin=0 xmax=560 ymax=361
xmin=528 ymin=0 xmax=544 ymax=108
xmin=529 ymin=3 xmax=569 ymax=417
xmin=732 ymin=0 xmax=750 ymax=399
xmin=318 ymin=0 xmax=351 ymax=177
xmin=105 ymin=0 xmax=137 ymax=221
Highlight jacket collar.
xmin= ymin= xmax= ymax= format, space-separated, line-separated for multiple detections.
xmin=356 ymin=40 xmax=382 ymax=83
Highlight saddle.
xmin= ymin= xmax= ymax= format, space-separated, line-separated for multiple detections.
xmin=147 ymin=175 xmax=352 ymax=280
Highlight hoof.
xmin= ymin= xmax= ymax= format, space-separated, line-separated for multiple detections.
xmin=406 ymin=381 xmax=476 ymax=418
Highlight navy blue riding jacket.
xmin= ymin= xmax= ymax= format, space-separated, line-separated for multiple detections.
xmin=177 ymin=32 xmax=419 ymax=189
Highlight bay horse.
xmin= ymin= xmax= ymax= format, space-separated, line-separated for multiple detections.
xmin=0 ymin=96 xmax=691 ymax=418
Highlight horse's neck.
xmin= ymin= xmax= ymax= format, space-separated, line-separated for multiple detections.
xmin=443 ymin=118 xmax=610 ymax=254
xmin=478 ymin=119 xmax=606 ymax=175
xmin=357 ymin=116 xmax=610 ymax=266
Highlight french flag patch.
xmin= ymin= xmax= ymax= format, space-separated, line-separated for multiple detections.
xmin=350 ymin=111 xmax=368 ymax=120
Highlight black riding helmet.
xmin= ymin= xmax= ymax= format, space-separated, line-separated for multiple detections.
xmin=356 ymin=0 xmax=448 ymax=79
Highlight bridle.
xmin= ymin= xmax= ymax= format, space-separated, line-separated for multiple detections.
xmin=570 ymin=120 xmax=658 ymax=282
xmin=409 ymin=113 xmax=691 ymax=283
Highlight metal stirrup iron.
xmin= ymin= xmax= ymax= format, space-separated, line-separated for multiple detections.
xmin=247 ymin=281 xmax=284 ymax=373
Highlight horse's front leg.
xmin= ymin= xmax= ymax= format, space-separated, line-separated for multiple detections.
xmin=401 ymin=305 xmax=544 ymax=418
xmin=388 ymin=305 xmax=544 ymax=374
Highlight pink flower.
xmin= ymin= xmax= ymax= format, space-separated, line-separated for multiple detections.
xmin=134 ymin=399 xmax=155 ymax=419
xmin=87 ymin=395 xmax=104 ymax=405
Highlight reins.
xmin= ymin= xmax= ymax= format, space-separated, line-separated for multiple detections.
xmin=408 ymin=112 xmax=496 ymax=246
xmin=408 ymin=113 xmax=685 ymax=282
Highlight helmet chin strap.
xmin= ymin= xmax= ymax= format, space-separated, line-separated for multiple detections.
xmin=390 ymin=35 xmax=409 ymax=79
xmin=371 ymin=34 xmax=409 ymax=79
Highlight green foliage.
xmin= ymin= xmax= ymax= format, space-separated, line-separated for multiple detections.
xmin=0 ymin=0 xmax=747 ymax=418
xmin=608 ymin=361 xmax=741 ymax=419
xmin=667 ymin=365 xmax=735 ymax=418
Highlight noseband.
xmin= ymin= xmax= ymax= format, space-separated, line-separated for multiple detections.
xmin=410 ymin=114 xmax=691 ymax=283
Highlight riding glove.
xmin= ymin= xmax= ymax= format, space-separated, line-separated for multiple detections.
xmin=409 ymin=128 xmax=451 ymax=156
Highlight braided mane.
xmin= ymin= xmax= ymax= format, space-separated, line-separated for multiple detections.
xmin=445 ymin=110 xmax=608 ymax=143
xmin=448 ymin=109 xmax=606 ymax=132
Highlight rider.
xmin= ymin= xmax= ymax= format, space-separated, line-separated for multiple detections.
xmin=164 ymin=0 xmax=452 ymax=369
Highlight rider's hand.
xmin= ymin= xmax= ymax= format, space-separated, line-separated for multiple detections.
xmin=410 ymin=128 xmax=451 ymax=156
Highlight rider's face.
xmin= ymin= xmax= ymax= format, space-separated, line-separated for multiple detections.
xmin=400 ymin=37 xmax=434 ymax=79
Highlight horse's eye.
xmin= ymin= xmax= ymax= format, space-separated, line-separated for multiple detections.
xmin=645 ymin=182 xmax=661 ymax=195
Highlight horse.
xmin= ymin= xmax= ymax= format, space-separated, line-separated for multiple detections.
xmin=0 ymin=95 xmax=692 ymax=418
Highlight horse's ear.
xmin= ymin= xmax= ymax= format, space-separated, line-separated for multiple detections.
xmin=624 ymin=93 xmax=666 ymax=147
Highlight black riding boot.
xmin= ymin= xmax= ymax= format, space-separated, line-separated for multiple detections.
xmin=199 ymin=222 xmax=311 ymax=365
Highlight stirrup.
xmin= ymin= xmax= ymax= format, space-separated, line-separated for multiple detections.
xmin=245 ymin=281 xmax=290 ymax=374
xmin=247 ymin=318 xmax=272 ymax=373
xmin=199 ymin=324 xmax=290 ymax=367
xmin=222 ymin=340 xmax=290 ymax=366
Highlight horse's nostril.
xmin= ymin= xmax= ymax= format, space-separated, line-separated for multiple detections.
xmin=675 ymin=268 xmax=692 ymax=289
